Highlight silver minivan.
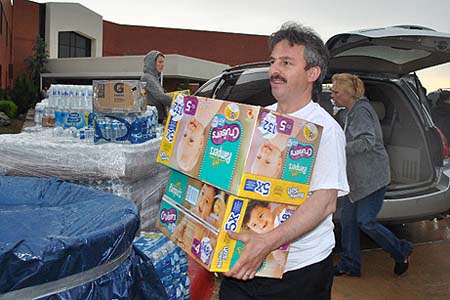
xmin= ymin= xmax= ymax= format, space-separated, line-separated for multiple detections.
xmin=194 ymin=25 xmax=450 ymax=223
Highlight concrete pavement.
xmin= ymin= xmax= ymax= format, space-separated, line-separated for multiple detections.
xmin=332 ymin=217 xmax=450 ymax=300
xmin=332 ymin=240 xmax=450 ymax=299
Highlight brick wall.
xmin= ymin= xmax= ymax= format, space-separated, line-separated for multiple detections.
xmin=0 ymin=0 xmax=13 ymax=89
xmin=103 ymin=21 xmax=270 ymax=67
xmin=12 ymin=0 xmax=40 ymax=83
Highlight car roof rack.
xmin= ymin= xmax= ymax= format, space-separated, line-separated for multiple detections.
xmin=223 ymin=61 xmax=270 ymax=73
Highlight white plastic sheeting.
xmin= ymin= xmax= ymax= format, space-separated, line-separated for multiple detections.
xmin=0 ymin=127 xmax=170 ymax=231
xmin=0 ymin=128 xmax=164 ymax=180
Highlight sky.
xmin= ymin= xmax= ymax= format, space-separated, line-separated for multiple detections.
xmin=34 ymin=0 xmax=450 ymax=92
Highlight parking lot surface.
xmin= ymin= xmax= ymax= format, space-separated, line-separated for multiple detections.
xmin=210 ymin=217 xmax=450 ymax=299
xmin=332 ymin=217 xmax=450 ymax=300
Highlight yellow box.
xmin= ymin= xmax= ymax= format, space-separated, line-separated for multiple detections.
xmin=93 ymin=80 xmax=146 ymax=113
xmin=165 ymin=89 xmax=191 ymax=101
xmin=157 ymin=170 xmax=296 ymax=278
xmin=157 ymin=96 xmax=323 ymax=205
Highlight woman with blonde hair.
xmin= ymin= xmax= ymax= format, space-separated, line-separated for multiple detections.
xmin=331 ymin=73 xmax=413 ymax=277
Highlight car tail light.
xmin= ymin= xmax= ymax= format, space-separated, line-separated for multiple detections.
xmin=435 ymin=127 xmax=450 ymax=160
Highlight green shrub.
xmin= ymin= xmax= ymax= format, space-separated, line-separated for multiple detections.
xmin=0 ymin=100 xmax=18 ymax=118
xmin=11 ymin=74 xmax=38 ymax=115
xmin=0 ymin=87 xmax=11 ymax=100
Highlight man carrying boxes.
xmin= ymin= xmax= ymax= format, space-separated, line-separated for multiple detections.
xmin=156 ymin=22 xmax=349 ymax=300
xmin=158 ymin=170 xmax=297 ymax=278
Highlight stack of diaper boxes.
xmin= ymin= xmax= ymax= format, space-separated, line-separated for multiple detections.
xmin=156 ymin=95 xmax=323 ymax=278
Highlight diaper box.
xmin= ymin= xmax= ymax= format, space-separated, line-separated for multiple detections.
xmin=157 ymin=96 xmax=323 ymax=205
xmin=165 ymin=89 xmax=191 ymax=101
xmin=156 ymin=169 xmax=296 ymax=278
xmin=93 ymin=80 xmax=146 ymax=113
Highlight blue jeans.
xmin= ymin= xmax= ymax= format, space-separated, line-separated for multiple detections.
xmin=337 ymin=186 xmax=412 ymax=275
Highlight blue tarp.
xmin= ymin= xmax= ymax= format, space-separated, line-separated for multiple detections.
xmin=0 ymin=176 xmax=167 ymax=299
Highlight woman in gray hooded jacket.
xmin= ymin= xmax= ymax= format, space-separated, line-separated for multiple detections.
xmin=140 ymin=50 xmax=172 ymax=123
xmin=331 ymin=73 xmax=413 ymax=278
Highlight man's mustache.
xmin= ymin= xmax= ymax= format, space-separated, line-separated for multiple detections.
xmin=270 ymin=74 xmax=287 ymax=83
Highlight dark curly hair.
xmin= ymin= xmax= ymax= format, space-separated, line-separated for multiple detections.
xmin=269 ymin=22 xmax=329 ymax=101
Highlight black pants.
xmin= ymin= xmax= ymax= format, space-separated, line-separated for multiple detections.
xmin=219 ymin=254 xmax=333 ymax=300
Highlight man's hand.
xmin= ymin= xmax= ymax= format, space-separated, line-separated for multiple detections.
xmin=223 ymin=230 xmax=274 ymax=280
xmin=223 ymin=189 xmax=338 ymax=281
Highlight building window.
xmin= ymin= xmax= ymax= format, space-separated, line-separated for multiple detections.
xmin=58 ymin=31 xmax=91 ymax=58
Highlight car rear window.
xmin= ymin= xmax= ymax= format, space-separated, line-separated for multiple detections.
xmin=213 ymin=70 xmax=277 ymax=107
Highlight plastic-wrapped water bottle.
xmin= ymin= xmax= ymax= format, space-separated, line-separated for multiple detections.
xmin=111 ymin=120 xmax=119 ymax=143
xmin=94 ymin=117 xmax=107 ymax=143
xmin=103 ymin=119 xmax=112 ymax=140
xmin=58 ymin=86 xmax=65 ymax=110
xmin=53 ymin=85 xmax=61 ymax=110
xmin=67 ymin=85 xmax=74 ymax=109
xmin=141 ymin=116 xmax=149 ymax=142
xmin=79 ymin=128 xmax=86 ymax=142
xmin=129 ymin=118 xmax=143 ymax=144
xmin=73 ymin=86 xmax=80 ymax=110
xmin=117 ymin=121 xmax=129 ymax=143
xmin=151 ymin=107 xmax=158 ymax=139
xmin=85 ymin=127 xmax=95 ymax=144
xmin=80 ymin=86 xmax=87 ymax=111
xmin=34 ymin=103 xmax=45 ymax=126
xmin=86 ymin=86 xmax=94 ymax=112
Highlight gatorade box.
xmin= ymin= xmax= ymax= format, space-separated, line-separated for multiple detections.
xmin=93 ymin=80 xmax=146 ymax=113
xmin=157 ymin=169 xmax=296 ymax=278
xmin=157 ymin=96 xmax=323 ymax=205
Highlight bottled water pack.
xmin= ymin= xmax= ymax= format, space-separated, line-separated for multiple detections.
xmin=94 ymin=106 xmax=158 ymax=144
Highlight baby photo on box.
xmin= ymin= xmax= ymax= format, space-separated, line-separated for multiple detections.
xmin=160 ymin=96 xmax=225 ymax=177
xmin=245 ymin=109 xmax=321 ymax=183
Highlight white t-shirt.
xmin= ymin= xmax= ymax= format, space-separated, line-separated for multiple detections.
xmin=267 ymin=101 xmax=349 ymax=272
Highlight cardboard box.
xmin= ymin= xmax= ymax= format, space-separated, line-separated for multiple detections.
xmin=157 ymin=96 xmax=323 ymax=205
xmin=93 ymin=80 xmax=146 ymax=113
xmin=156 ymin=170 xmax=296 ymax=278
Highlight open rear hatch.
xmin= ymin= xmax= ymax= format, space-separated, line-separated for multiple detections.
xmin=326 ymin=25 xmax=450 ymax=76
xmin=326 ymin=25 xmax=450 ymax=195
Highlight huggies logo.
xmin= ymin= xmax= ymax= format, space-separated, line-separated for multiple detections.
xmin=160 ymin=208 xmax=177 ymax=224
xmin=254 ymin=180 xmax=271 ymax=196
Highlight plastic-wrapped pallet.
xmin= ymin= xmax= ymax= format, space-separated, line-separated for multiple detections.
xmin=134 ymin=232 xmax=190 ymax=300
xmin=0 ymin=128 xmax=170 ymax=232
xmin=0 ymin=128 xmax=163 ymax=181
xmin=69 ymin=170 xmax=170 ymax=231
